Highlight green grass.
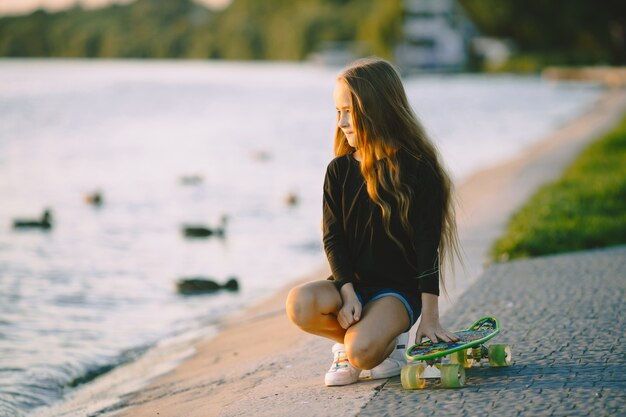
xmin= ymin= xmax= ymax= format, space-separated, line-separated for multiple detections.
xmin=491 ymin=112 xmax=626 ymax=261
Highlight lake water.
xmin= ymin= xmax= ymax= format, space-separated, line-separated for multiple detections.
xmin=0 ymin=60 xmax=602 ymax=416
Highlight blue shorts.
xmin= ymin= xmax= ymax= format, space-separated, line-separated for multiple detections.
xmin=354 ymin=287 xmax=421 ymax=332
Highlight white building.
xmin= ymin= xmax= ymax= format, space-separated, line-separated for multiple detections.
xmin=396 ymin=0 xmax=476 ymax=72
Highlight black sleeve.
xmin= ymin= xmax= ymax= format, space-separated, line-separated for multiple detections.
xmin=322 ymin=162 xmax=355 ymax=290
xmin=410 ymin=162 xmax=443 ymax=296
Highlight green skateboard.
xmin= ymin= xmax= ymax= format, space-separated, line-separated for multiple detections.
xmin=402 ymin=316 xmax=511 ymax=389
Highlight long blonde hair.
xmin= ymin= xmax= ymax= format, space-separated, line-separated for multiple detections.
xmin=334 ymin=57 xmax=460 ymax=293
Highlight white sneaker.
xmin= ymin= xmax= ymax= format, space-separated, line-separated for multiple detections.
xmin=324 ymin=343 xmax=361 ymax=386
xmin=365 ymin=332 xmax=408 ymax=380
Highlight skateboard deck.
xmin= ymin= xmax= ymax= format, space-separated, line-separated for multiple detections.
xmin=406 ymin=316 xmax=499 ymax=362
xmin=402 ymin=316 xmax=511 ymax=389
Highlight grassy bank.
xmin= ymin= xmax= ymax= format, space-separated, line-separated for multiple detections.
xmin=491 ymin=112 xmax=626 ymax=261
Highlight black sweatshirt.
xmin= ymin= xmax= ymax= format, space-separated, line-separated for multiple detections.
xmin=323 ymin=150 xmax=442 ymax=296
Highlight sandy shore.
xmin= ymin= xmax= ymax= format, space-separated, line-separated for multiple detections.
xmin=39 ymin=87 xmax=626 ymax=417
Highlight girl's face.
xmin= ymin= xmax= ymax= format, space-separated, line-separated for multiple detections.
xmin=333 ymin=80 xmax=357 ymax=148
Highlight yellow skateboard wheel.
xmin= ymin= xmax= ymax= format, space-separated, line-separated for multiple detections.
xmin=450 ymin=349 xmax=474 ymax=368
xmin=440 ymin=364 xmax=465 ymax=388
xmin=401 ymin=364 xmax=426 ymax=389
xmin=488 ymin=344 xmax=512 ymax=367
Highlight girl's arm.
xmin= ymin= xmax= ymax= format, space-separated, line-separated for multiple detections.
xmin=415 ymin=293 xmax=459 ymax=343
xmin=323 ymin=162 xmax=355 ymax=289
xmin=323 ymin=161 xmax=362 ymax=328
xmin=409 ymin=160 xmax=458 ymax=343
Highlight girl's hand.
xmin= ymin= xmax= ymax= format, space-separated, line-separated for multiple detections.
xmin=417 ymin=292 xmax=459 ymax=344
xmin=337 ymin=284 xmax=361 ymax=329
xmin=415 ymin=315 xmax=459 ymax=344
xmin=337 ymin=298 xmax=361 ymax=329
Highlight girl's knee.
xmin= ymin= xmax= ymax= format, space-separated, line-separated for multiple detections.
xmin=285 ymin=286 xmax=315 ymax=327
xmin=286 ymin=281 xmax=342 ymax=330
xmin=345 ymin=337 xmax=384 ymax=370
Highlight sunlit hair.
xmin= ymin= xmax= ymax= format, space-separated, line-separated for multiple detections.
xmin=334 ymin=57 xmax=461 ymax=294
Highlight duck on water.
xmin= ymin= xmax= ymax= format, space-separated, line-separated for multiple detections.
xmin=176 ymin=276 xmax=240 ymax=295
xmin=13 ymin=209 xmax=53 ymax=230
xmin=182 ymin=215 xmax=228 ymax=238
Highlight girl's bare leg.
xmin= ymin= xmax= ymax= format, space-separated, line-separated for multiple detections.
xmin=344 ymin=297 xmax=409 ymax=370
xmin=285 ymin=281 xmax=346 ymax=343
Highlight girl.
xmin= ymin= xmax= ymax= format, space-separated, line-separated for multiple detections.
xmin=286 ymin=57 xmax=460 ymax=386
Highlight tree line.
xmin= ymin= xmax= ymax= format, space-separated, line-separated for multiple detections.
xmin=0 ymin=0 xmax=402 ymax=60
xmin=0 ymin=0 xmax=623 ymax=67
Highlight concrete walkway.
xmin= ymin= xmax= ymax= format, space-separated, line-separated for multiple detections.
xmin=359 ymin=246 xmax=626 ymax=417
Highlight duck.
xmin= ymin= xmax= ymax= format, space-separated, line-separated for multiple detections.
xmin=180 ymin=175 xmax=204 ymax=186
xmin=13 ymin=209 xmax=53 ymax=230
xmin=285 ymin=192 xmax=299 ymax=207
xmin=85 ymin=191 xmax=104 ymax=206
xmin=176 ymin=276 xmax=240 ymax=295
xmin=251 ymin=150 xmax=272 ymax=162
xmin=182 ymin=215 xmax=228 ymax=239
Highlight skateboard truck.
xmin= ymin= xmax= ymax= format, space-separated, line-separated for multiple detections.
xmin=469 ymin=345 xmax=489 ymax=360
